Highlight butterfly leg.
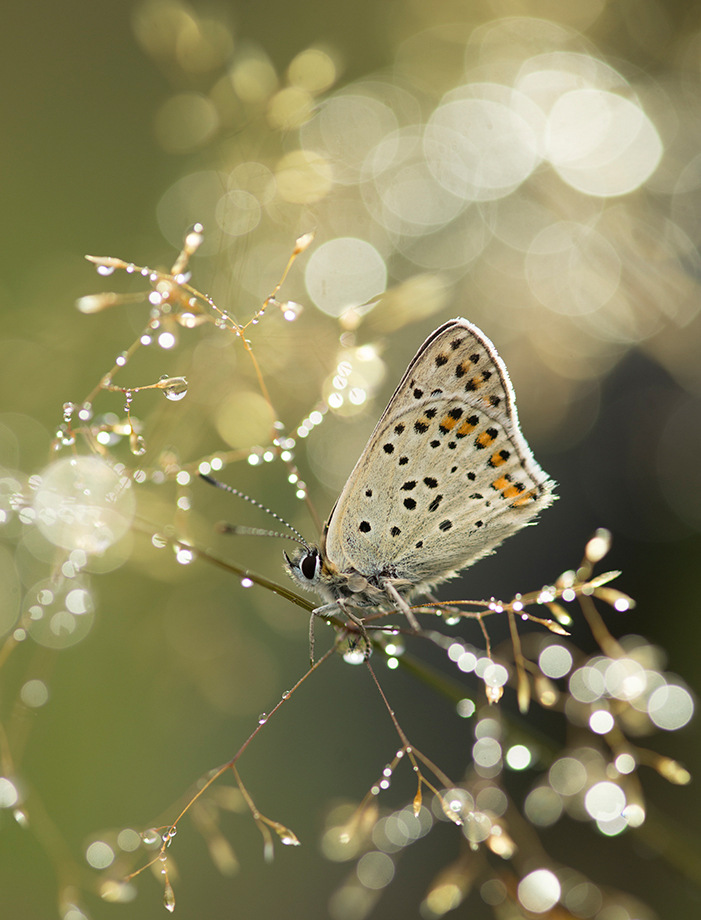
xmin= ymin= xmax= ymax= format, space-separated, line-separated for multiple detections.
xmin=343 ymin=607 xmax=373 ymax=661
xmin=308 ymin=612 xmax=317 ymax=666
xmin=384 ymin=582 xmax=421 ymax=631
xmin=309 ymin=602 xmax=372 ymax=664
xmin=308 ymin=603 xmax=337 ymax=665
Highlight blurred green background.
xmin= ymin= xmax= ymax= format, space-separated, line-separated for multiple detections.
xmin=1 ymin=1 xmax=700 ymax=918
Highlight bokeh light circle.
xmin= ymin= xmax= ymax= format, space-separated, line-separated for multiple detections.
xmin=33 ymin=457 xmax=135 ymax=555
xmin=647 ymin=684 xmax=694 ymax=730
xmin=518 ymin=869 xmax=561 ymax=913
xmin=584 ymin=781 xmax=626 ymax=821
xmin=23 ymin=576 xmax=95 ymax=650
xmin=546 ymin=90 xmax=662 ymax=196
xmin=425 ymin=89 xmax=542 ymax=201
xmin=305 ymin=238 xmax=387 ymax=317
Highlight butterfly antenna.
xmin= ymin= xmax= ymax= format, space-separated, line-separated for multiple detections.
xmin=199 ymin=473 xmax=311 ymax=550
xmin=216 ymin=523 xmax=307 ymax=544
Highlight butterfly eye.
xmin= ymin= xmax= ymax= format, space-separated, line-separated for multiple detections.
xmin=300 ymin=551 xmax=318 ymax=581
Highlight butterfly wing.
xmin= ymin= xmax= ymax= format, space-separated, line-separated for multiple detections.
xmin=324 ymin=317 xmax=555 ymax=591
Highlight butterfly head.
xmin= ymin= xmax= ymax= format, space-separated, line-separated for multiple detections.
xmin=284 ymin=544 xmax=325 ymax=591
xmin=284 ymin=538 xmax=391 ymax=611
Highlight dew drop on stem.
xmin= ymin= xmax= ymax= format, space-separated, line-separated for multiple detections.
xmin=161 ymin=377 xmax=188 ymax=401
xmin=131 ymin=435 xmax=147 ymax=456
xmin=164 ymin=883 xmax=175 ymax=912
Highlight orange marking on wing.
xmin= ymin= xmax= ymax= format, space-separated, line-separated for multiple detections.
xmin=503 ymin=485 xmax=523 ymax=499
xmin=477 ymin=430 xmax=497 ymax=448
xmin=440 ymin=415 xmax=458 ymax=431
xmin=490 ymin=451 xmax=507 ymax=467
xmin=511 ymin=490 xmax=536 ymax=507
xmin=456 ymin=419 xmax=477 ymax=436
xmin=492 ymin=476 xmax=511 ymax=491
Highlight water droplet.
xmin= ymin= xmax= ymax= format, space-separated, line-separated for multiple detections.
xmin=131 ymin=436 xmax=147 ymax=456
xmin=140 ymin=827 xmax=161 ymax=847
xmin=13 ymin=809 xmax=29 ymax=828
xmin=258 ymin=713 xmax=268 ymax=724
xmin=241 ymin=578 xmax=253 ymax=588
xmin=161 ymin=377 xmax=188 ymax=401
xmin=281 ymin=690 xmax=290 ymax=699
xmin=185 ymin=227 xmax=203 ymax=249
xmin=163 ymin=883 xmax=176 ymax=912
xmin=282 ymin=301 xmax=303 ymax=321
xmin=97 ymin=264 xmax=115 ymax=276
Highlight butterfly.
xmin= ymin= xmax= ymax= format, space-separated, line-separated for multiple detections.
xmin=283 ymin=317 xmax=555 ymax=635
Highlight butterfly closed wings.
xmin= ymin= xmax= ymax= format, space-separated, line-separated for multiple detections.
xmin=285 ymin=317 xmax=555 ymax=630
